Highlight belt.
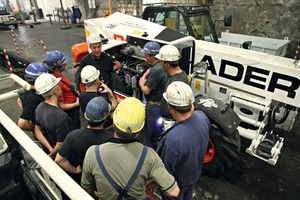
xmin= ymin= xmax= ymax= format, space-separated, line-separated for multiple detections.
xmin=147 ymin=101 xmax=160 ymax=105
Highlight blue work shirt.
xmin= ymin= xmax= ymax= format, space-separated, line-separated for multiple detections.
xmin=156 ymin=110 xmax=210 ymax=186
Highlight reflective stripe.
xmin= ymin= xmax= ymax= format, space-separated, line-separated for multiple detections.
xmin=25 ymin=69 xmax=43 ymax=77
xmin=114 ymin=113 xmax=144 ymax=133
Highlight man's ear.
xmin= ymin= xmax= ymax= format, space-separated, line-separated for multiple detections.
xmin=167 ymin=104 xmax=173 ymax=112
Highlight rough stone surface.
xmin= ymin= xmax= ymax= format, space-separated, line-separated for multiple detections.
xmin=211 ymin=0 xmax=300 ymax=58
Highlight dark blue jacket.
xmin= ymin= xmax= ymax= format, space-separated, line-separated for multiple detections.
xmin=156 ymin=110 xmax=210 ymax=186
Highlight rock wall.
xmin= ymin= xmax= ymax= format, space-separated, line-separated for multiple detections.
xmin=211 ymin=0 xmax=300 ymax=58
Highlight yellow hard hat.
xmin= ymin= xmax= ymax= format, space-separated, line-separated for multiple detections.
xmin=113 ymin=97 xmax=145 ymax=134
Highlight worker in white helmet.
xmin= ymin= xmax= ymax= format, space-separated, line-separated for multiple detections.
xmin=34 ymin=73 xmax=71 ymax=159
xmin=79 ymin=65 xmax=117 ymax=129
xmin=79 ymin=34 xmax=122 ymax=89
xmin=155 ymin=44 xmax=190 ymax=130
xmin=156 ymin=81 xmax=210 ymax=200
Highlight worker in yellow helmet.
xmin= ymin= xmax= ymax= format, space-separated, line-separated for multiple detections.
xmin=81 ymin=97 xmax=180 ymax=200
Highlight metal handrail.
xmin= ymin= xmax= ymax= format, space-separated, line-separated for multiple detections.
xmin=0 ymin=74 xmax=93 ymax=200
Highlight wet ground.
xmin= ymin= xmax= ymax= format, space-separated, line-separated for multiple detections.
xmin=0 ymin=19 xmax=300 ymax=200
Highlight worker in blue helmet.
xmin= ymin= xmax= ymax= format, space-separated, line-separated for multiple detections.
xmin=55 ymin=96 xmax=113 ymax=184
xmin=17 ymin=62 xmax=48 ymax=132
xmin=44 ymin=50 xmax=81 ymax=131
xmin=139 ymin=41 xmax=167 ymax=148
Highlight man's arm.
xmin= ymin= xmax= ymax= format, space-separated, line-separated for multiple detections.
xmin=17 ymin=97 xmax=23 ymax=109
xmin=55 ymin=153 xmax=81 ymax=174
xmin=100 ymin=82 xmax=117 ymax=111
xmin=18 ymin=118 xmax=34 ymax=132
xmin=139 ymin=76 xmax=152 ymax=95
xmin=35 ymin=125 xmax=53 ymax=153
xmin=142 ymin=68 xmax=151 ymax=79
xmin=58 ymin=98 xmax=80 ymax=111
xmin=48 ymin=142 xmax=63 ymax=158
xmin=165 ymin=185 xmax=180 ymax=197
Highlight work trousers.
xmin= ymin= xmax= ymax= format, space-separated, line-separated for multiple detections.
xmin=143 ymin=104 xmax=163 ymax=149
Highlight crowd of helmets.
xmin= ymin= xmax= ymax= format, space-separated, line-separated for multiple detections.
xmin=26 ymin=50 xmax=68 ymax=95
xmin=25 ymin=43 xmax=194 ymax=131
xmin=25 ymin=50 xmax=67 ymax=80
xmin=19 ymin=40 xmax=202 ymax=200
xmin=24 ymin=49 xmax=150 ymax=134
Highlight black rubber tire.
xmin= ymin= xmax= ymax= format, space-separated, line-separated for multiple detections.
xmin=13 ymin=23 xmax=18 ymax=29
xmin=0 ymin=54 xmax=8 ymax=70
xmin=202 ymin=124 xmax=241 ymax=177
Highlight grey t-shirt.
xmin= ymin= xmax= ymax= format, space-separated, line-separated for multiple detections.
xmin=81 ymin=139 xmax=177 ymax=199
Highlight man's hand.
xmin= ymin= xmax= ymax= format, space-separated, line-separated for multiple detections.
xmin=75 ymin=165 xmax=82 ymax=174
xmin=99 ymin=82 xmax=111 ymax=93
xmin=145 ymin=179 xmax=159 ymax=198
xmin=75 ymin=97 xmax=80 ymax=107
xmin=113 ymin=60 xmax=122 ymax=71
xmin=48 ymin=149 xmax=55 ymax=159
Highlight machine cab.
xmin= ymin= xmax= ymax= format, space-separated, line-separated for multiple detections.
xmin=142 ymin=4 xmax=219 ymax=43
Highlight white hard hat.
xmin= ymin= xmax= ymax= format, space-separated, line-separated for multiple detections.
xmin=81 ymin=65 xmax=100 ymax=84
xmin=87 ymin=34 xmax=101 ymax=44
xmin=163 ymin=81 xmax=194 ymax=107
xmin=155 ymin=45 xmax=181 ymax=61
xmin=35 ymin=73 xmax=61 ymax=95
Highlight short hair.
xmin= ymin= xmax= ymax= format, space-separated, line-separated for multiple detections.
xmin=41 ymin=84 xmax=58 ymax=98
xmin=24 ymin=76 xmax=36 ymax=85
xmin=166 ymin=60 xmax=180 ymax=67
xmin=115 ymin=126 xmax=137 ymax=140
xmin=87 ymin=119 xmax=105 ymax=127
xmin=168 ymin=103 xmax=192 ymax=114
xmin=84 ymin=79 xmax=97 ymax=88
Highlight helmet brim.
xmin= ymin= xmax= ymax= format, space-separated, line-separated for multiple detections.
xmin=62 ymin=53 xmax=69 ymax=64
xmin=140 ymin=48 xmax=158 ymax=55
xmin=155 ymin=54 xmax=181 ymax=61
xmin=44 ymin=53 xmax=69 ymax=68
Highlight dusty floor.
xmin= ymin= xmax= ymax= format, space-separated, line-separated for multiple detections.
xmin=0 ymin=19 xmax=299 ymax=200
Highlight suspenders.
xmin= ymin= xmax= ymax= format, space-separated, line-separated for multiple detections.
xmin=95 ymin=145 xmax=148 ymax=200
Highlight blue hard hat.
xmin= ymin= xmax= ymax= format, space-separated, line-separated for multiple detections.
xmin=25 ymin=62 xmax=48 ymax=79
xmin=44 ymin=50 xmax=69 ymax=69
xmin=84 ymin=97 xmax=111 ymax=123
xmin=140 ymin=42 xmax=160 ymax=55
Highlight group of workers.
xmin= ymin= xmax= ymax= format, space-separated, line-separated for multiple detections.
xmin=16 ymin=34 xmax=210 ymax=200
